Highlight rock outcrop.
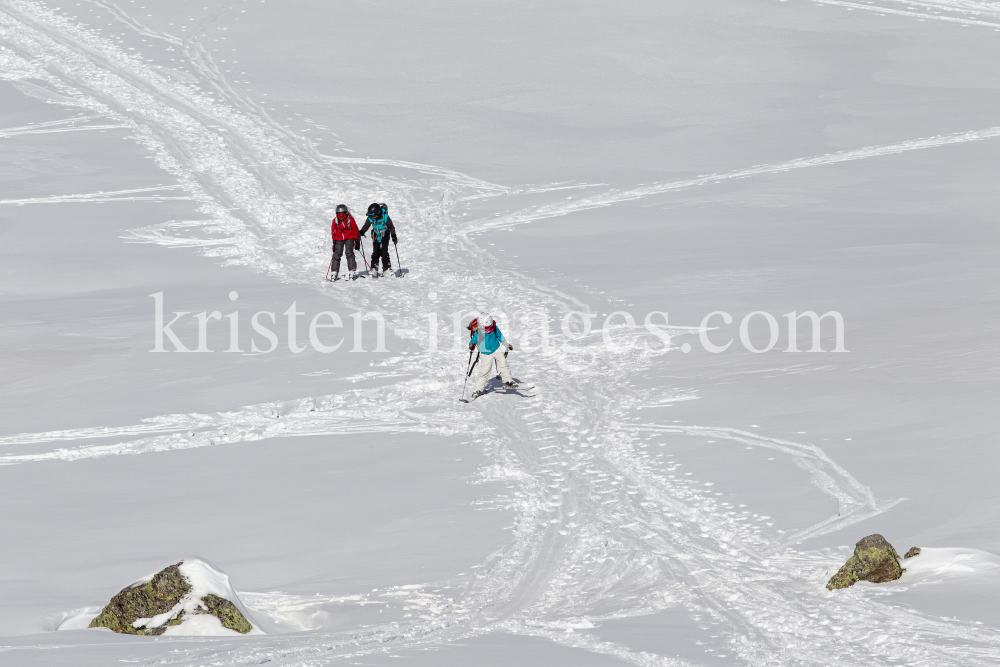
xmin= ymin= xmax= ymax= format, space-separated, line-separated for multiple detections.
xmin=826 ymin=534 xmax=903 ymax=590
xmin=89 ymin=561 xmax=252 ymax=635
xmin=904 ymin=547 xmax=921 ymax=559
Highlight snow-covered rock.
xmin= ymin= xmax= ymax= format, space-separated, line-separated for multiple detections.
xmin=88 ymin=558 xmax=258 ymax=636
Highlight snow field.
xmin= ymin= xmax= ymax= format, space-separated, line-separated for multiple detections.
xmin=2 ymin=0 xmax=1000 ymax=665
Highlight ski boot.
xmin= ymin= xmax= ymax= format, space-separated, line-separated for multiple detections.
xmin=348 ymin=270 xmax=356 ymax=281
xmin=503 ymin=381 xmax=518 ymax=390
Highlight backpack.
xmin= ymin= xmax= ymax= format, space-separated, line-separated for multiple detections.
xmin=334 ymin=216 xmax=352 ymax=233
xmin=371 ymin=206 xmax=389 ymax=242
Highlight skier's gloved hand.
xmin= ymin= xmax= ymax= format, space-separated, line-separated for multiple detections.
xmin=508 ymin=343 xmax=514 ymax=351
xmin=392 ymin=234 xmax=398 ymax=244
xmin=354 ymin=240 xmax=360 ymax=251
xmin=469 ymin=342 xmax=475 ymax=351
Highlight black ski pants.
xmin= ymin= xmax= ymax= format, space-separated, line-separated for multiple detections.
xmin=332 ymin=240 xmax=357 ymax=273
xmin=370 ymin=237 xmax=392 ymax=271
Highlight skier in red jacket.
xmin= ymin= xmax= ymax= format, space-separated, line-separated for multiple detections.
xmin=329 ymin=204 xmax=361 ymax=281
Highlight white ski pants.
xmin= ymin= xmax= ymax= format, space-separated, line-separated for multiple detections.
xmin=473 ymin=348 xmax=512 ymax=393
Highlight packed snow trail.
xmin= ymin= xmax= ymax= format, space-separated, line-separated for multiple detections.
xmin=3 ymin=2 xmax=1000 ymax=666
xmin=811 ymin=0 xmax=1000 ymax=28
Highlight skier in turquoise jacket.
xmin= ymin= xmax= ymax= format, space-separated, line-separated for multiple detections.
xmin=469 ymin=314 xmax=515 ymax=398
xmin=359 ymin=202 xmax=398 ymax=277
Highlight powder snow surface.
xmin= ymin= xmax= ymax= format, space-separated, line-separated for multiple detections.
xmin=1 ymin=0 xmax=1000 ymax=666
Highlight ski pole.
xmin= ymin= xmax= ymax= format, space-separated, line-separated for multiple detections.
xmin=358 ymin=238 xmax=372 ymax=274
xmin=393 ymin=239 xmax=402 ymax=277
xmin=495 ymin=346 xmax=510 ymax=380
xmin=496 ymin=346 xmax=512 ymax=380
xmin=461 ymin=348 xmax=478 ymax=401
xmin=325 ymin=254 xmax=333 ymax=281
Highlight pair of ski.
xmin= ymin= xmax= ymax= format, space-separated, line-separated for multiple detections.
xmin=325 ymin=271 xmax=396 ymax=283
xmin=460 ymin=385 xmax=535 ymax=403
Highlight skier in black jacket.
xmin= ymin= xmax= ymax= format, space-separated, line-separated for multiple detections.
xmin=359 ymin=202 xmax=398 ymax=277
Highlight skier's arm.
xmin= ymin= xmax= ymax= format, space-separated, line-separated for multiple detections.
xmin=469 ymin=331 xmax=478 ymax=350
xmin=387 ymin=216 xmax=398 ymax=244
xmin=352 ymin=218 xmax=362 ymax=249
xmin=498 ymin=328 xmax=513 ymax=350
xmin=358 ymin=220 xmax=371 ymax=236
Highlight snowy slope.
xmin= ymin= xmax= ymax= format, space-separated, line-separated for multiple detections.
xmin=1 ymin=1 xmax=999 ymax=666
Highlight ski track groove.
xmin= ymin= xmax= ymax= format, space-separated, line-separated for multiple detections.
xmin=811 ymin=0 xmax=1000 ymax=28
xmin=459 ymin=126 xmax=1000 ymax=235
xmin=0 ymin=185 xmax=191 ymax=205
xmin=0 ymin=119 xmax=127 ymax=137
xmin=1 ymin=1 xmax=999 ymax=665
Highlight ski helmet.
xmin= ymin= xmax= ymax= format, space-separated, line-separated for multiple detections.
xmin=367 ymin=202 xmax=381 ymax=217
xmin=335 ymin=204 xmax=349 ymax=216
xmin=482 ymin=315 xmax=496 ymax=333
xmin=467 ymin=317 xmax=479 ymax=331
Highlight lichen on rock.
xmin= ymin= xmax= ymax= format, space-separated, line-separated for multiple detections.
xmin=904 ymin=547 xmax=921 ymax=559
xmin=89 ymin=560 xmax=253 ymax=635
xmin=826 ymin=534 xmax=903 ymax=590
xmin=201 ymin=594 xmax=252 ymax=634
xmin=88 ymin=563 xmax=189 ymax=635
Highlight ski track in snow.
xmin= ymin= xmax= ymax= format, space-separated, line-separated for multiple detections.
xmin=461 ymin=126 xmax=1000 ymax=234
xmin=2 ymin=1 xmax=1000 ymax=665
xmin=0 ymin=116 xmax=127 ymax=137
xmin=0 ymin=184 xmax=191 ymax=205
xmin=811 ymin=0 xmax=1000 ymax=29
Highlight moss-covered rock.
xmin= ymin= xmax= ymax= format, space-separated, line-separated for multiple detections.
xmin=89 ymin=562 xmax=252 ymax=635
xmin=201 ymin=594 xmax=253 ymax=634
xmin=88 ymin=563 xmax=189 ymax=635
xmin=826 ymin=534 xmax=903 ymax=590
xmin=904 ymin=547 xmax=921 ymax=559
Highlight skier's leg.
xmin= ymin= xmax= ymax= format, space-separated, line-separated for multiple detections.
xmin=345 ymin=240 xmax=357 ymax=272
xmin=379 ymin=239 xmax=391 ymax=270
xmin=472 ymin=350 xmax=494 ymax=393
xmin=495 ymin=350 xmax=513 ymax=384
xmin=331 ymin=241 xmax=344 ymax=273
xmin=370 ymin=240 xmax=379 ymax=272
